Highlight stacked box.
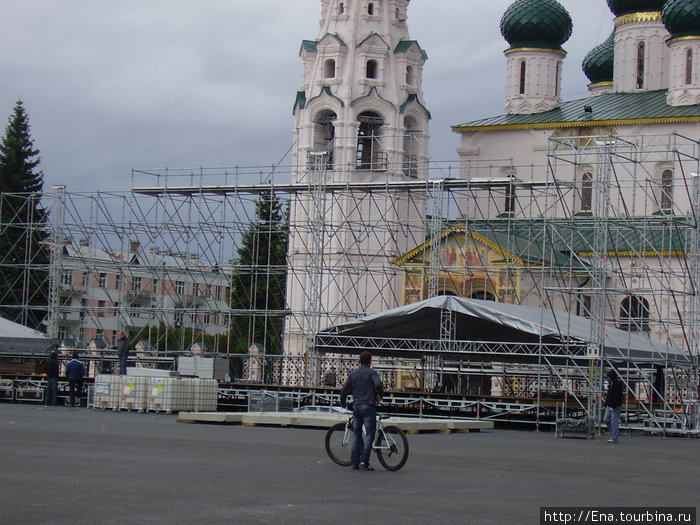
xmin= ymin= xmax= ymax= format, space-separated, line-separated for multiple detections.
xmin=119 ymin=376 xmax=148 ymax=412
xmin=192 ymin=379 xmax=217 ymax=411
xmin=147 ymin=377 xmax=171 ymax=413
xmin=178 ymin=378 xmax=195 ymax=411
xmin=94 ymin=374 xmax=121 ymax=410
xmin=147 ymin=377 xmax=216 ymax=412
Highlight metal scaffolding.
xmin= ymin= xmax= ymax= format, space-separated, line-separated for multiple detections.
xmin=0 ymin=132 xmax=698 ymax=433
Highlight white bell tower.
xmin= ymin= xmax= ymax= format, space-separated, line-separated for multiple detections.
xmin=284 ymin=0 xmax=430 ymax=382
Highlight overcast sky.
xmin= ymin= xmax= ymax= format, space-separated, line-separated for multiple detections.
xmin=0 ymin=0 xmax=615 ymax=193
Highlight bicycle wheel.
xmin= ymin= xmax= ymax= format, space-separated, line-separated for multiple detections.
xmin=375 ymin=425 xmax=409 ymax=471
xmin=325 ymin=422 xmax=353 ymax=466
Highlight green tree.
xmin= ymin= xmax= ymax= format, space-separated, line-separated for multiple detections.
xmin=229 ymin=191 xmax=288 ymax=378
xmin=0 ymin=100 xmax=48 ymax=329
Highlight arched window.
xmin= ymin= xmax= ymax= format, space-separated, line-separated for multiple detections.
xmin=519 ymin=61 xmax=526 ymax=95
xmin=581 ymin=172 xmax=593 ymax=212
xmin=471 ymin=291 xmax=495 ymax=301
xmin=686 ymin=49 xmax=694 ymax=85
xmin=338 ymin=2 xmax=344 ymax=15
xmin=620 ymin=295 xmax=650 ymax=332
xmin=356 ymin=111 xmax=385 ymax=170
xmin=406 ymin=65 xmax=414 ymax=85
xmin=661 ymin=169 xmax=673 ymax=211
xmin=366 ymin=59 xmax=378 ymax=79
xmin=555 ymin=62 xmax=560 ymax=97
xmin=324 ymin=59 xmax=336 ymax=79
xmin=312 ymin=111 xmax=337 ymax=167
xmin=637 ymin=41 xmax=645 ymax=89
xmin=368 ymin=2 xmax=374 ymax=15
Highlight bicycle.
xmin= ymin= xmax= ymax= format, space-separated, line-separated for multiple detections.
xmin=325 ymin=409 xmax=409 ymax=471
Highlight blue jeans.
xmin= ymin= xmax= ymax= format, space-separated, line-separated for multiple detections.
xmin=45 ymin=378 xmax=58 ymax=406
xmin=119 ymin=354 xmax=128 ymax=375
xmin=603 ymin=406 xmax=621 ymax=441
xmin=352 ymin=404 xmax=377 ymax=466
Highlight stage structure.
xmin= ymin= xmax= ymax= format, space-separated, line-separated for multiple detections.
xmin=0 ymin=132 xmax=698 ymax=433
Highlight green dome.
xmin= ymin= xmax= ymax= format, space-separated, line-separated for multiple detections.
xmin=663 ymin=0 xmax=700 ymax=37
xmin=606 ymin=0 xmax=665 ymax=16
xmin=582 ymin=31 xmax=615 ymax=84
xmin=500 ymin=0 xmax=573 ymax=50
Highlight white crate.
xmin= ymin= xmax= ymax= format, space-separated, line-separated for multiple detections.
xmin=94 ymin=374 xmax=121 ymax=410
xmin=119 ymin=376 xmax=148 ymax=412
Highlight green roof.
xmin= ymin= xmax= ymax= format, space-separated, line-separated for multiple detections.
xmin=301 ymin=40 xmax=317 ymax=52
xmin=394 ymin=40 xmax=428 ymax=60
xmin=453 ymin=90 xmax=700 ymax=131
xmin=398 ymin=216 xmax=693 ymax=271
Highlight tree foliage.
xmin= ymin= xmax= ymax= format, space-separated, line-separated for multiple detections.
xmin=0 ymin=100 xmax=48 ymax=329
xmin=229 ymin=191 xmax=288 ymax=362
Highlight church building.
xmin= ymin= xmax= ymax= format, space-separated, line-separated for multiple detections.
xmin=399 ymin=0 xmax=700 ymax=355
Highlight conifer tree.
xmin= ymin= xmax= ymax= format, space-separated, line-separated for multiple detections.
xmin=0 ymin=100 xmax=48 ymax=329
xmin=229 ymin=191 xmax=288 ymax=381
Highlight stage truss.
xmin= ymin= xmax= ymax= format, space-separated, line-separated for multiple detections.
xmin=0 ymin=132 xmax=698 ymax=433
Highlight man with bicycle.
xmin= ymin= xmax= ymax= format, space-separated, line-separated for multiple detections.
xmin=340 ymin=351 xmax=384 ymax=471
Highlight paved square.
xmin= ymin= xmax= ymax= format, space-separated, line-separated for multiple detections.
xmin=0 ymin=404 xmax=696 ymax=524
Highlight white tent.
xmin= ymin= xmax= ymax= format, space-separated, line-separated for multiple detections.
xmin=0 ymin=317 xmax=52 ymax=355
xmin=317 ymin=296 xmax=690 ymax=364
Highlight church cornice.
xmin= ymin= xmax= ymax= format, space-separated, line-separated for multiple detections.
xmin=504 ymin=47 xmax=567 ymax=56
xmin=667 ymin=35 xmax=700 ymax=44
xmin=453 ymin=115 xmax=700 ymax=133
xmin=614 ymin=11 xmax=663 ymax=27
xmin=307 ymin=86 xmax=345 ymax=109
xmin=454 ymin=91 xmax=700 ymax=132
xmin=400 ymin=93 xmax=431 ymax=119
xmin=350 ymin=86 xmax=393 ymax=109
xmin=357 ymin=32 xmax=391 ymax=51
xmin=394 ymin=40 xmax=428 ymax=60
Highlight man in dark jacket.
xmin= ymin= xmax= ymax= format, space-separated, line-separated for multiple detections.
xmin=116 ymin=331 xmax=130 ymax=375
xmin=44 ymin=350 xmax=59 ymax=406
xmin=340 ymin=351 xmax=384 ymax=471
xmin=603 ymin=369 xmax=624 ymax=443
xmin=65 ymin=351 xmax=85 ymax=406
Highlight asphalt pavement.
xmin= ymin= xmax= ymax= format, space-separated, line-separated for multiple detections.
xmin=0 ymin=403 xmax=697 ymax=525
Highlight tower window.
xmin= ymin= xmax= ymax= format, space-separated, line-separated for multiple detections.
xmin=324 ymin=58 xmax=336 ymax=79
xmin=637 ymin=41 xmax=645 ymax=89
xmin=338 ymin=2 xmax=344 ymax=15
xmin=356 ymin=112 xmax=385 ymax=170
xmin=661 ymin=169 xmax=673 ymax=211
xmin=366 ymin=59 xmax=378 ymax=79
xmin=519 ymin=61 xmax=526 ymax=95
xmin=581 ymin=172 xmax=593 ymax=212
xmin=312 ymin=111 xmax=337 ymax=167
xmin=686 ymin=49 xmax=693 ymax=85
xmin=406 ymin=65 xmax=414 ymax=85
xmin=368 ymin=2 xmax=374 ymax=15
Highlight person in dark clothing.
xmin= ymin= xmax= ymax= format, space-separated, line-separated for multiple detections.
xmin=323 ymin=367 xmax=337 ymax=387
xmin=340 ymin=351 xmax=384 ymax=471
xmin=116 ymin=331 xmax=130 ymax=375
xmin=603 ymin=369 xmax=624 ymax=443
xmin=65 ymin=351 xmax=85 ymax=407
xmin=44 ymin=350 xmax=59 ymax=406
